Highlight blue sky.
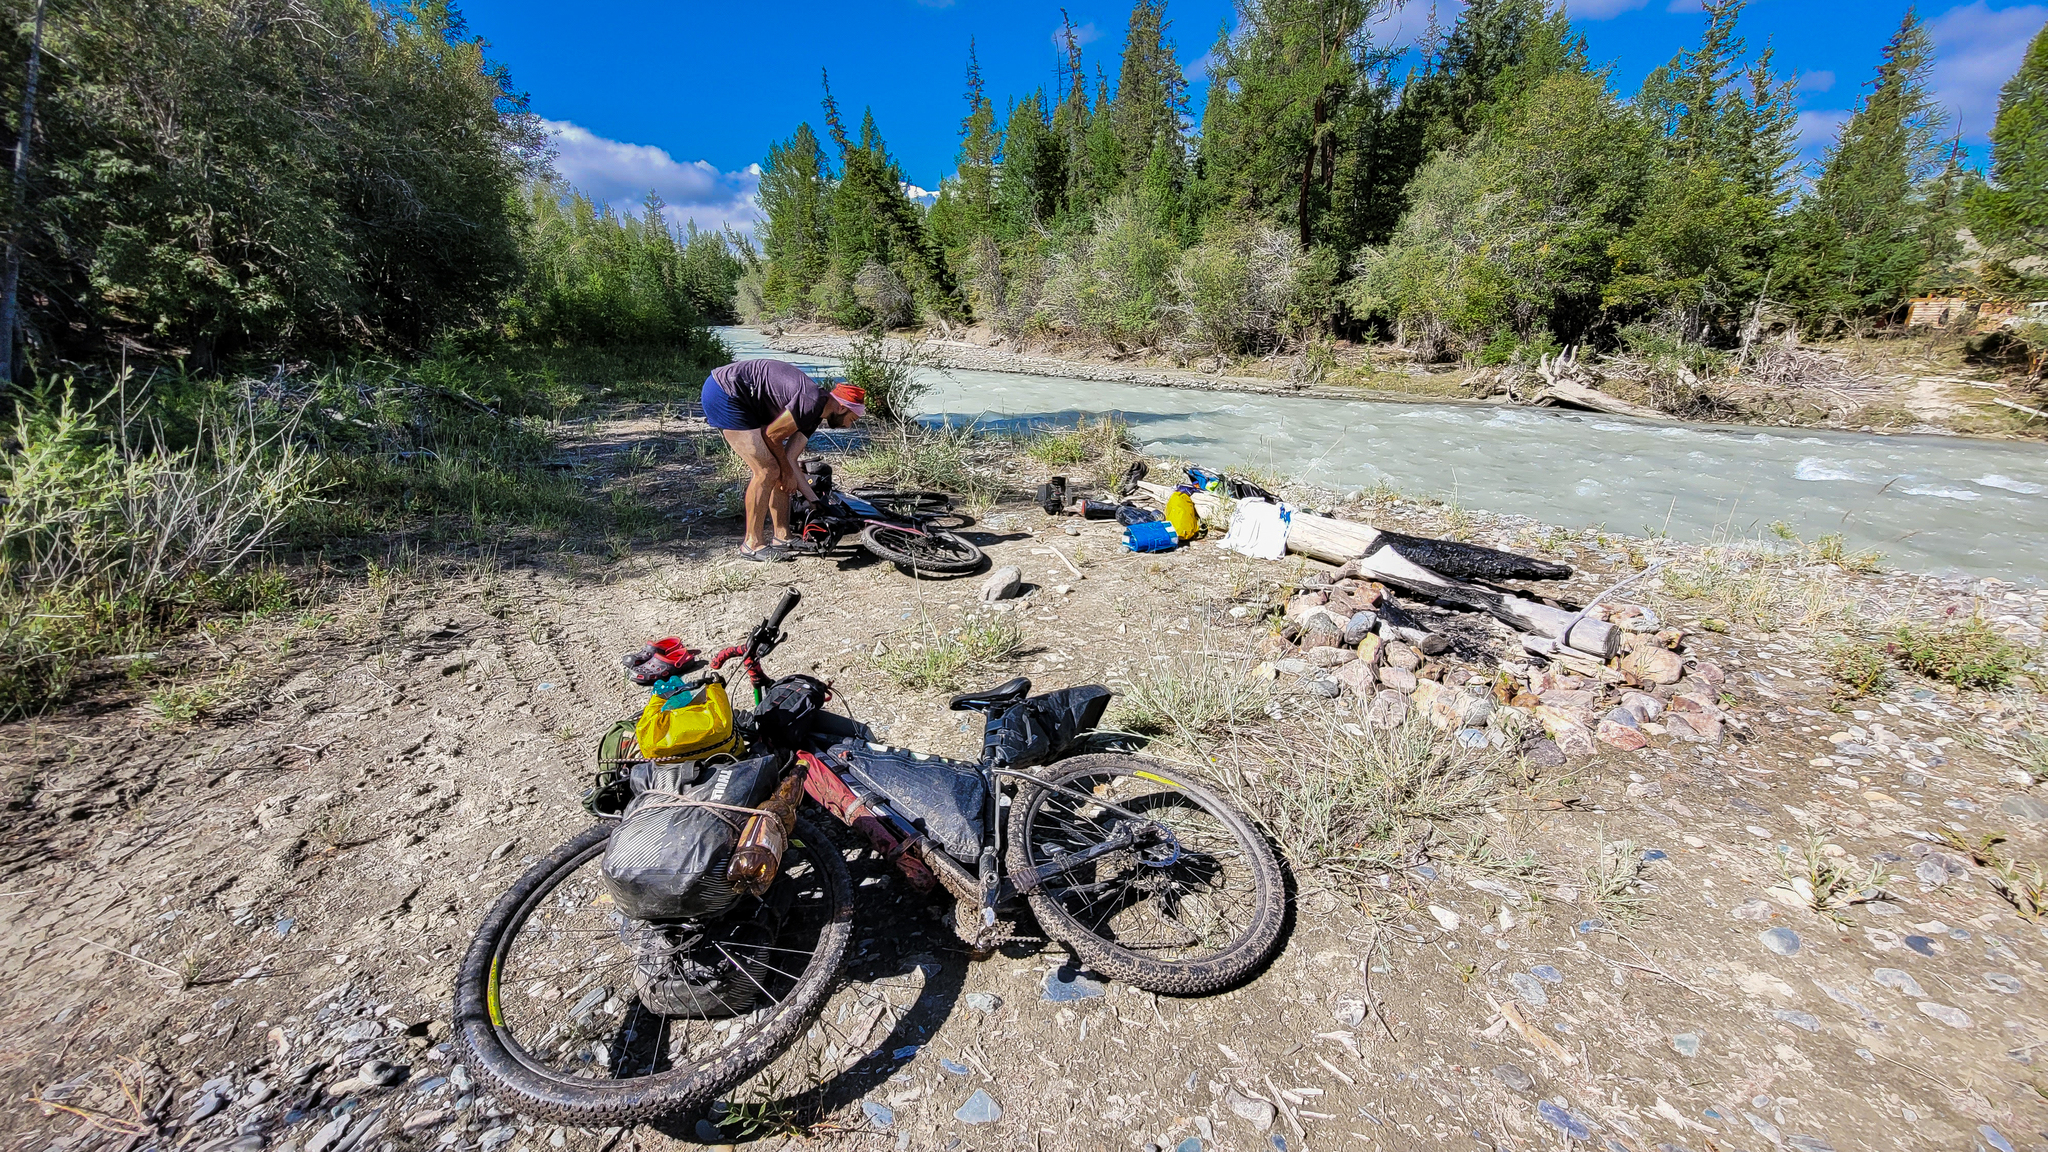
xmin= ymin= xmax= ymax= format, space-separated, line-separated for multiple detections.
xmin=459 ymin=0 xmax=2048 ymax=234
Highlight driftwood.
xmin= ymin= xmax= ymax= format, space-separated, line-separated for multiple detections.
xmin=1141 ymin=481 xmax=1621 ymax=659
xmin=1527 ymin=348 xmax=1664 ymax=421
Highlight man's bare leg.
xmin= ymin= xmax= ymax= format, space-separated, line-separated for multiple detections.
xmin=722 ymin=429 xmax=781 ymax=551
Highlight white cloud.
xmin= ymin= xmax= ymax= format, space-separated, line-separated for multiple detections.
xmin=1928 ymin=1 xmax=2048 ymax=137
xmin=541 ymin=119 xmax=762 ymax=236
xmin=1797 ymin=69 xmax=1836 ymax=93
xmin=1052 ymin=22 xmax=1101 ymax=52
xmin=1795 ymin=109 xmax=1851 ymax=156
xmin=1572 ymin=0 xmax=1650 ymax=17
xmin=1367 ymin=0 xmax=1462 ymax=48
xmin=1186 ymin=47 xmax=1220 ymax=80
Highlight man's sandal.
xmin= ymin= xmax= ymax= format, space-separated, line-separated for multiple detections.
xmin=738 ymin=544 xmax=795 ymax=563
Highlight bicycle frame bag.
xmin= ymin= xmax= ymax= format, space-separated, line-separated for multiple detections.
xmin=601 ymin=751 xmax=784 ymax=922
xmin=822 ymin=740 xmax=986 ymax=862
xmin=983 ymin=685 xmax=1113 ymax=770
xmin=634 ymin=675 xmax=740 ymax=763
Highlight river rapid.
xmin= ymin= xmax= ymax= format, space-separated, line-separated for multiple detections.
xmin=717 ymin=327 xmax=2048 ymax=581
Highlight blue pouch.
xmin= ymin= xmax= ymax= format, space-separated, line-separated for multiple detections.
xmin=1124 ymin=520 xmax=1179 ymax=552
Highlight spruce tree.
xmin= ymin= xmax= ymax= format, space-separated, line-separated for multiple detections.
xmin=1780 ymin=10 xmax=1946 ymax=329
xmin=996 ymin=91 xmax=1065 ymax=234
xmin=1967 ymin=19 xmax=2048 ymax=289
xmin=757 ymin=122 xmax=833 ymax=315
xmin=1111 ymin=0 xmax=1190 ymax=192
xmin=955 ymin=40 xmax=1001 ymax=241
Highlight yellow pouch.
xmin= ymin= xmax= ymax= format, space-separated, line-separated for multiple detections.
xmin=1165 ymin=491 xmax=1200 ymax=541
xmin=634 ymin=677 xmax=740 ymax=762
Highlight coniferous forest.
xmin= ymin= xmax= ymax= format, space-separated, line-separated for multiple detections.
xmin=747 ymin=0 xmax=2048 ymax=370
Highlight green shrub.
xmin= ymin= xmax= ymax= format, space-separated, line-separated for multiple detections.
xmin=1822 ymin=638 xmax=1893 ymax=698
xmin=840 ymin=330 xmax=936 ymax=424
xmin=1888 ymin=616 xmax=2034 ymax=689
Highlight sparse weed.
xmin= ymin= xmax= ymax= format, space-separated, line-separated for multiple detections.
xmin=665 ymin=565 xmax=758 ymax=602
xmin=1234 ymin=717 xmax=1503 ymax=882
xmin=1783 ymin=831 xmax=1891 ymax=920
xmin=146 ymin=682 xmax=225 ymax=725
xmin=1111 ymin=637 xmax=1269 ymax=749
xmin=1992 ymin=859 xmax=2048 ymax=921
xmin=873 ymin=614 xmax=1023 ymax=691
xmin=1583 ymin=837 xmax=1649 ymax=924
xmin=1888 ymin=614 xmax=2033 ymax=690
xmin=1821 ymin=637 xmax=1893 ymax=698
xmin=846 ymin=423 xmax=1003 ymax=511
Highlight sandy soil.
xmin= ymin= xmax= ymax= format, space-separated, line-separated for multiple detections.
xmin=5 ymin=406 xmax=2048 ymax=1152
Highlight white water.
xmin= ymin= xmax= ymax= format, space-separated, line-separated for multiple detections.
xmin=717 ymin=328 xmax=2048 ymax=581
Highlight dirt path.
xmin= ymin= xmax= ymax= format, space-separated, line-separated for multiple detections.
xmin=4 ymin=409 xmax=2047 ymax=1152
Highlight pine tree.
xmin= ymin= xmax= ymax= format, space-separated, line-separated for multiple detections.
xmin=1197 ymin=0 xmax=1371 ymax=250
xmin=1111 ymin=0 xmax=1190 ymax=192
xmin=757 ymin=122 xmax=832 ymax=315
xmin=1967 ymin=19 xmax=2048 ymax=288
xmin=1780 ymin=10 xmax=1946 ymax=329
xmin=996 ymin=91 xmax=1065 ymax=234
xmin=955 ymin=40 xmax=1001 ymax=240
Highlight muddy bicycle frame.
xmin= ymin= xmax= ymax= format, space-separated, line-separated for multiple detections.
xmin=712 ymin=588 xmax=1184 ymax=939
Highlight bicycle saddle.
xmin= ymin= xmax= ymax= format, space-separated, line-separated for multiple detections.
xmin=947 ymin=677 xmax=1032 ymax=713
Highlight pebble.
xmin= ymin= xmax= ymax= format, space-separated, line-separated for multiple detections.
xmin=964 ymin=991 xmax=1002 ymax=1014
xmin=1042 ymin=966 xmax=1106 ymax=1002
xmin=188 ymin=1092 xmax=224 ymax=1124
xmin=940 ymin=1058 xmax=971 ymax=1076
xmin=1872 ymin=968 xmax=1925 ymax=997
xmin=306 ymin=1115 xmax=351 ymax=1152
xmin=1332 ymin=1000 xmax=1368 ymax=1027
xmin=1520 ymin=739 xmax=1566 ymax=768
xmin=1980 ymin=1125 xmax=2017 ymax=1152
xmin=1904 ymin=935 xmax=1941 ymax=957
xmin=1304 ymin=678 xmax=1341 ymax=699
xmin=1493 ymin=1064 xmax=1535 ymax=1093
xmin=242 ymin=1078 xmax=273 ymax=1106
xmin=1378 ymin=666 xmax=1417 ymax=693
xmin=1384 ymin=642 xmax=1421 ymax=672
xmin=1176 ymin=1140 xmax=1203 ymax=1152
xmin=1508 ymin=973 xmax=1550 ymax=1005
xmin=1305 ymin=645 xmax=1355 ymax=667
xmin=1986 ymin=972 xmax=2024 ymax=995
xmin=1917 ymin=1002 xmax=1972 ymax=1029
xmin=979 ymin=566 xmax=1023 ymax=602
xmin=861 ymin=1100 xmax=894 ymax=1129
xmin=1454 ymin=727 xmax=1489 ymax=749
xmin=1760 ymin=928 xmax=1802 ymax=956
xmin=956 ymin=1089 xmax=1003 ymax=1125
xmin=1275 ymin=658 xmax=1309 ymax=676
xmin=1671 ymin=1033 xmax=1701 ymax=1057
xmin=1536 ymin=1101 xmax=1590 ymax=1141
xmin=359 ymin=1060 xmax=407 ymax=1088
xmin=2000 ymin=796 xmax=2048 ymax=820
xmin=1529 ymin=965 xmax=1561 ymax=983
xmin=1774 ymin=1009 xmax=1820 ymax=1032
xmin=1428 ymin=905 xmax=1461 ymax=931
xmin=1224 ymin=1089 xmax=1276 ymax=1132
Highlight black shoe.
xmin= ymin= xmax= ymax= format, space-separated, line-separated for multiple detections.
xmin=1113 ymin=461 xmax=1148 ymax=497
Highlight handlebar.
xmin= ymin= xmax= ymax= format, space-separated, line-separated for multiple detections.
xmin=765 ymin=587 xmax=801 ymax=634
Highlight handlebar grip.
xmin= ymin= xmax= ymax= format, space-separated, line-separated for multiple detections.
xmin=766 ymin=587 xmax=801 ymax=632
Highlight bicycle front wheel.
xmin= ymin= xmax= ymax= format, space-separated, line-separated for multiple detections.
xmin=859 ymin=524 xmax=985 ymax=575
xmin=452 ymin=819 xmax=852 ymax=1127
xmin=1007 ymin=755 xmax=1285 ymax=996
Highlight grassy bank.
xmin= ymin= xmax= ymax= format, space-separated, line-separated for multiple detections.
xmin=1 ymin=343 xmax=718 ymax=718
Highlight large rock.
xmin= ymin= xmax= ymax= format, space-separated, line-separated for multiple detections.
xmin=1335 ymin=660 xmax=1378 ymax=696
xmin=1305 ymin=645 xmax=1356 ymax=668
xmin=1356 ymin=634 xmax=1383 ymax=665
xmin=1597 ymin=719 xmax=1649 ymax=751
xmin=1620 ymin=646 xmax=1685 ymax=686
xmin=1384 ymin=642 xmax=1422 ymax=672
xmin=1285 ymin=593 xmax=1330 ymax=623
xmin=1343 ymin=611 xmax=1380 ymax=646
xmin=1365 ymin=690 xmax=1410 ymax=729
xmin=979 ymin=565 xmax=1024 ymax=602
xmin=1378 ymin=666 xmax=1418 ymax=693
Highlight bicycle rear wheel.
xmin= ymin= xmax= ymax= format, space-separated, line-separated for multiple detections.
xmin=1007 ymin=755 xmax=1285 ymax=995
xmin=859 ymin=524 xmax=984 ymax=575
xmin=453 ymin=819 xmax=851 ymax=1127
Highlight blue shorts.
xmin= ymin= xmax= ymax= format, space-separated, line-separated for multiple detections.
xmin=701 ymin=376 xmax=754 ymax=431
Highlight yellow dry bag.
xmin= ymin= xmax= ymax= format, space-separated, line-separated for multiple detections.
xmin=633 ymin=677 xmax=741 ymax=762
xmin=1165 ymin=491 xmax=1200 ymax=541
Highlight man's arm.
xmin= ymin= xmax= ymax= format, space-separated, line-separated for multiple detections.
xmin=760 ymin=411 xmax=815 ymax=500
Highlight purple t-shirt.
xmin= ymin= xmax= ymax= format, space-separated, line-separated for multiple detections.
xmin=710 ymin=359 xmax=828 ymax=436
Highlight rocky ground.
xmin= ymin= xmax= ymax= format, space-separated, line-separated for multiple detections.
xmin=5 ymin=402 xmax=2048 ymax=1152
xmin=763 ymin=323 xmax=2048 ymax=439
